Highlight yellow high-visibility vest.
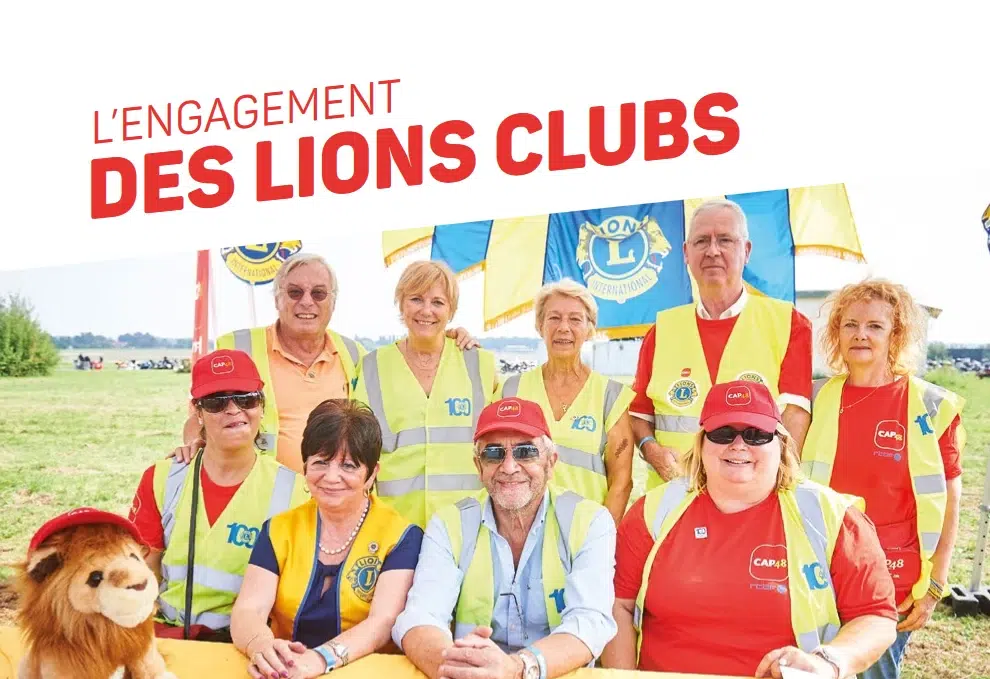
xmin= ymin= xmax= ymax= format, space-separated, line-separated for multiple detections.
xmin=803 ymin=374 xmax=965 ymax=600
xmin=644 ymin=296 xmax=792 ymax=490
xmin=215 ymin=325 xmax=366 ymax=456
xmin=632 ymin=477 xmax=861 ymax=666
xmin=152 ymin=455 xmax=309 ymax=630
xmin=352 ymin=339 xmax=496 ymax=528
xmin=500 ymin=369 xmax=633 ymax=504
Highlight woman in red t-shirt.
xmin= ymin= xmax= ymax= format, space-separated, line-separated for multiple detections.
xmin=803 ymin=279 xmax=965 ymax=679
xmin=602 ymin=380 xmax=897 ymax=679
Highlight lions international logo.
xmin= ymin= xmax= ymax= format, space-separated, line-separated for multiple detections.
xmin=220 ymin=241 xmax=303 ymax=285
xmin=735 ymin=371 xmax=767 ymax=386
xmin=668 ymin=379 xmax=699 ymax=408
xmin=576 ymin=215 xmax=671 ymax=303
xmin=347 ymin=555 xmax=383 ymax=603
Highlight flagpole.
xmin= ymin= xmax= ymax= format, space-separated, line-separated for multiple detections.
xmin=248 ymin=283 xmax=257 ymax=327
xmin=209 ymin=253 xmax=218 ymax=352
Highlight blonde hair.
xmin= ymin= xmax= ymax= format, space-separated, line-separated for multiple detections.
xmin=820 ymin=279 xmax=925 ymax=376
xmin=679 ymin=425 xmax=801 ymax=493
xmin=273 ymin=253 xmax=338 ymax=303
xmin=394 ymin=260 xmax=460 ymax=317
xmin=533 ymin=279 xmax=598 ymax=333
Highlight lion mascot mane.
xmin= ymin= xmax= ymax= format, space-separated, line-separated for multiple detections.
xmin=14 ymin=508 xmax=175 ymax=679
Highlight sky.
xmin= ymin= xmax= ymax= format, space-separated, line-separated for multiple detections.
xmin=2 ymin=172 xmax=988 ymax=345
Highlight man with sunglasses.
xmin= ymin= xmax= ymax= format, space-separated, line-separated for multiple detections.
xmin=628 ymin=198 xmax=814 ymax=490
xmin=129 ymin=349 xmax=309 ymax=641
xmin=393 ymin=398 xmax=617 ymax=679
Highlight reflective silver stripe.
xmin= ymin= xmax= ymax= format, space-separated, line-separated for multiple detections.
xmin=257 ymin=432 xmax=276 ymax=451
xmin=427 ymin=426 xmax=475 ymax=444
xmin=922 ymin=531 xmax=941 ymax=552
xmin=655 ymin=414 xmax=699 ymax=433
xmin=921 ymin=382 xmax=945 ymax=420
xmin=337 ymin=334 xmax=361 ymax=365
xmin=231 ymin=329 xmax=252 ymax=354
xmin=454 ymin=622 xmax=476 ymax=639
xmin=455 ymin=497 xmax=483 ymax=570
xmin=801 ymin=460 xmax=832 ymax=481
xmin=463 ymin=348 xmax=485 ymax=431
xmin=556 ymin=444 xmax=606 ymax=476
xmin=811 ymin=378 xmax=829 ymax=405
xmin=267 ymin=466 xmax=296 ymax=517
xmin=377 ymin=474 xmax=482 ymax=497
xmin=600 ymin=379 xmax=623 ymax=453
xmin=550 ymin=491 xmax=582 ymax=568
xmin=360 ymin=353 xmax=399 ymax=452
xmin=162 ymin=564 xmax=243 ymax=593
xmin=794 ymin=484 xmax=834 ymax=593
xmin=651 ymin=478 xmax=689 ymax=537
xmin=914 ymin=474 xmax=947 ymax=495
xmin=797 ymin=623 xmax=839 ymax=653
xmin=502 ymin=374 xmax=521 ymax=398
xmin=157 ymin=598 xmax=231 ymax=629
xmin=161 ymin=461 xmax=192 ymax=546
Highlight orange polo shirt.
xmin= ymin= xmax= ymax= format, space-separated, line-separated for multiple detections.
xmin=267 ymin=324 xmax=348 ymax=472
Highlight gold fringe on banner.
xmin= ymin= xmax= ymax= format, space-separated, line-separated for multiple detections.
xmin=384 ymin=236 xmax=433 ymax=267
xmin=598 ymin=323 xmax=655 ymax=340
xmin=484 ymin=301 xmax=536 ymax=332
xmin=793 ymin=244 xmax=867 ymax=263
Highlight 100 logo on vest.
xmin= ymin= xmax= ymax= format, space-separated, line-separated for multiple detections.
xmin=445 ymin=398 xmax=472 ymax=416
xmin=226 ymin=523 xmax=260 ymax=548
xmin=347 ymin=556 xmax=383 ymax=603
xmin=802 ymin=562 xmax=828 ymax=591
xmin=548 ymin=587 xmax=566 ymax=614
xmin=571 ymin=415 xmax=597 ymax=432
xmin=915 ymin=413 xmax=934 ymax=436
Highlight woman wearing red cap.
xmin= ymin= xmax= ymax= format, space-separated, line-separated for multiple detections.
xmin=128 ymin=349 xmax=309 ymax=642
xmin=802 ymin=280 xmax=966 ymax=679
xmin=603 ymin=380 xmax=898 ymax=679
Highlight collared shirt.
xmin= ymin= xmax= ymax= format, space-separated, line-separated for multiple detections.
xmin=267 ymin=323 xmax=348 ymax=472
xmin=391 ymin=490 xmax=617 ymax=659
xmin=696 ymin=287 xmax=749 ymax=320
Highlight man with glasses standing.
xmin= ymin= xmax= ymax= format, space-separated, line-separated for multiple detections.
xmin=392 ymin=397 xmax=617 ymax=679
xmin=629 ymin=198 xmax=814 ymax=490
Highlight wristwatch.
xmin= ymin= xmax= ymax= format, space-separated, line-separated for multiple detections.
xmin=516 ymin=650 xmax=540 ymax=679
xmin=313 ymin=645 xmax=337 ymax=672
xmin=811 ymin=645 xmax=842 ymax=679
xmin=325 ymin=639 xmax=349 ymax=667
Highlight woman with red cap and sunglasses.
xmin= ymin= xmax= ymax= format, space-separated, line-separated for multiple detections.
xmin=602 ymin=380 xmax=898 ymax=679
xmin=128 ymin=349 xmax=309 ymax=642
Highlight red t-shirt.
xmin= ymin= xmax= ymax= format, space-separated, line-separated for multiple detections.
xmin=614 ymin=493 xmax=897 ymax=677
xmin=630 ymin=307 xmax=812 ymax=415
xmin=828 ymin=378 xmax=962 ymax=603
xmin=129 ymin=464 xmax=244 ymax=550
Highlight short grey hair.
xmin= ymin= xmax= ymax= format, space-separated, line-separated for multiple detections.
xmin=272 ymin=252 xmax=338 ymax=302
xmin=689 ymin=198 xmax=749 ymax=240
xmin=533 ymin=279 xmax=598 ymax=332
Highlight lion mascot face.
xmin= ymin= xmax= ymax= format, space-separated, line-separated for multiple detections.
xmin=14 ymin=508 xmax=176 ymax=679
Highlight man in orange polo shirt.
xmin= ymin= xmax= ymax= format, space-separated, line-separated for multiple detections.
xmin=173 ymin=252 xmax=479 ymax=473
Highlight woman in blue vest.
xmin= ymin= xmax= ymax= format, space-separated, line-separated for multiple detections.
xmin=231 ymin=399 xmax=423 ymax=679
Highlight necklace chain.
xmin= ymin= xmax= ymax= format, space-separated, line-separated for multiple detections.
xmin=318 ymin=499 xmax=370 ymax=556
xmin=839 ymin=381 xmax=885 ymax=414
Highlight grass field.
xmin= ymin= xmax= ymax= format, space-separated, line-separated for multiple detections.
xmin=0 ymin=366 xmax=988 ymax=677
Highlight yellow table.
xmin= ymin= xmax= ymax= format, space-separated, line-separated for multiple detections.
xmin=0 ymin=626 xmax=750 ymax=679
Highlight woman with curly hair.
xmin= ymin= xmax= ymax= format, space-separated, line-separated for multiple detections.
xmin=802 ymin=279 xmax=966 ymax=679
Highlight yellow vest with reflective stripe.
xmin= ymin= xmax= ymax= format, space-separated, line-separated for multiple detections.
xmin=644 ymin=296 xmax=792 ymax=490
xmin=352 ymin=339 xmax=496 ymax=528
xmin=152 ymin=454 xmax=310 ymax=629
xmin=500 ymin=369 xmax=633 ymax=504
xmin=435 ymin=485 xmax=601 ymax=638
xmin=267 ymin=496 xmax=415 ymax=645
xmin=632 ymin=478 xmax=859 ymax=666
xmin=215 ymin=325 xmax=366 ymax=457
xmin=803 ymin=374 xmax=964 ymax=600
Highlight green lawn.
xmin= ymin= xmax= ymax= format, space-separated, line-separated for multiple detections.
xmin=0 ymin=367 xmax=988 ymax=677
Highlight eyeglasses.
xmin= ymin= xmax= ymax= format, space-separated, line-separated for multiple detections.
xmin=285 ymin=286 xmax=330 ymax=302
xmin=499 ymin=591 xmax=527 ymax=651
xmin=479 ymin=443 xmax=541 ymax=464
xmin=688 ymin=235 xmax=742 ymax=252
xmin=704 ymin=426 xmax=776 ymax=446
xmin=197 ymin=392 xmax=263 ymax=413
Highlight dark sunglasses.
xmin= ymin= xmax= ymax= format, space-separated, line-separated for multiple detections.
xmin=197 ymin=391 xmax=263 ymax=413
xmin=285 ymin=287 xmax=330 ymax=302
xmin=479 ymin=443 xmax=542 ymax=464
xmin=704 ymin=426 xmax=776 ymax=446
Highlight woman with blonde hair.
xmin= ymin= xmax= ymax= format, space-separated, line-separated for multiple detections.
xmin=802 ymin=279 xmax=966 ymax=679
xmin=499 ymin=278 xmax=635 ymax=525
xmin=352 ymin=260 xmax=499 ymax=528
xmin=603 ymin=379 xmax=897 ymax=678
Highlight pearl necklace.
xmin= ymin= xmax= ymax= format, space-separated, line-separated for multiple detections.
xmin=318 ymin=499 xmax=370 ymax=556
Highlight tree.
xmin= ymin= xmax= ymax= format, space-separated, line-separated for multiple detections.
xmin=927 ymin=341 xmax=949 ymax=362
xmin=0 ymin=294 xmax=61 ymax=377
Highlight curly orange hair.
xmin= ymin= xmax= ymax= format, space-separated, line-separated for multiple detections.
xmin=819 ymin=279 xmax=926 ymax=376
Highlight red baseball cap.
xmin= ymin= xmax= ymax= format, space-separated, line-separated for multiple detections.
xmin=28 ymin=507 xmax=146 ymax=553
xmin=699 ymin=380 xmax=781 ymax=433
xmin=474 ymin=397 xmax=551 ymax=441
xmin=190 ymin=349 xmax=264 ymax=399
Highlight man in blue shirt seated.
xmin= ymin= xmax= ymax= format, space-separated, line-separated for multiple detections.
xmin=392 ymin=397 xmax=618 ymax=679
